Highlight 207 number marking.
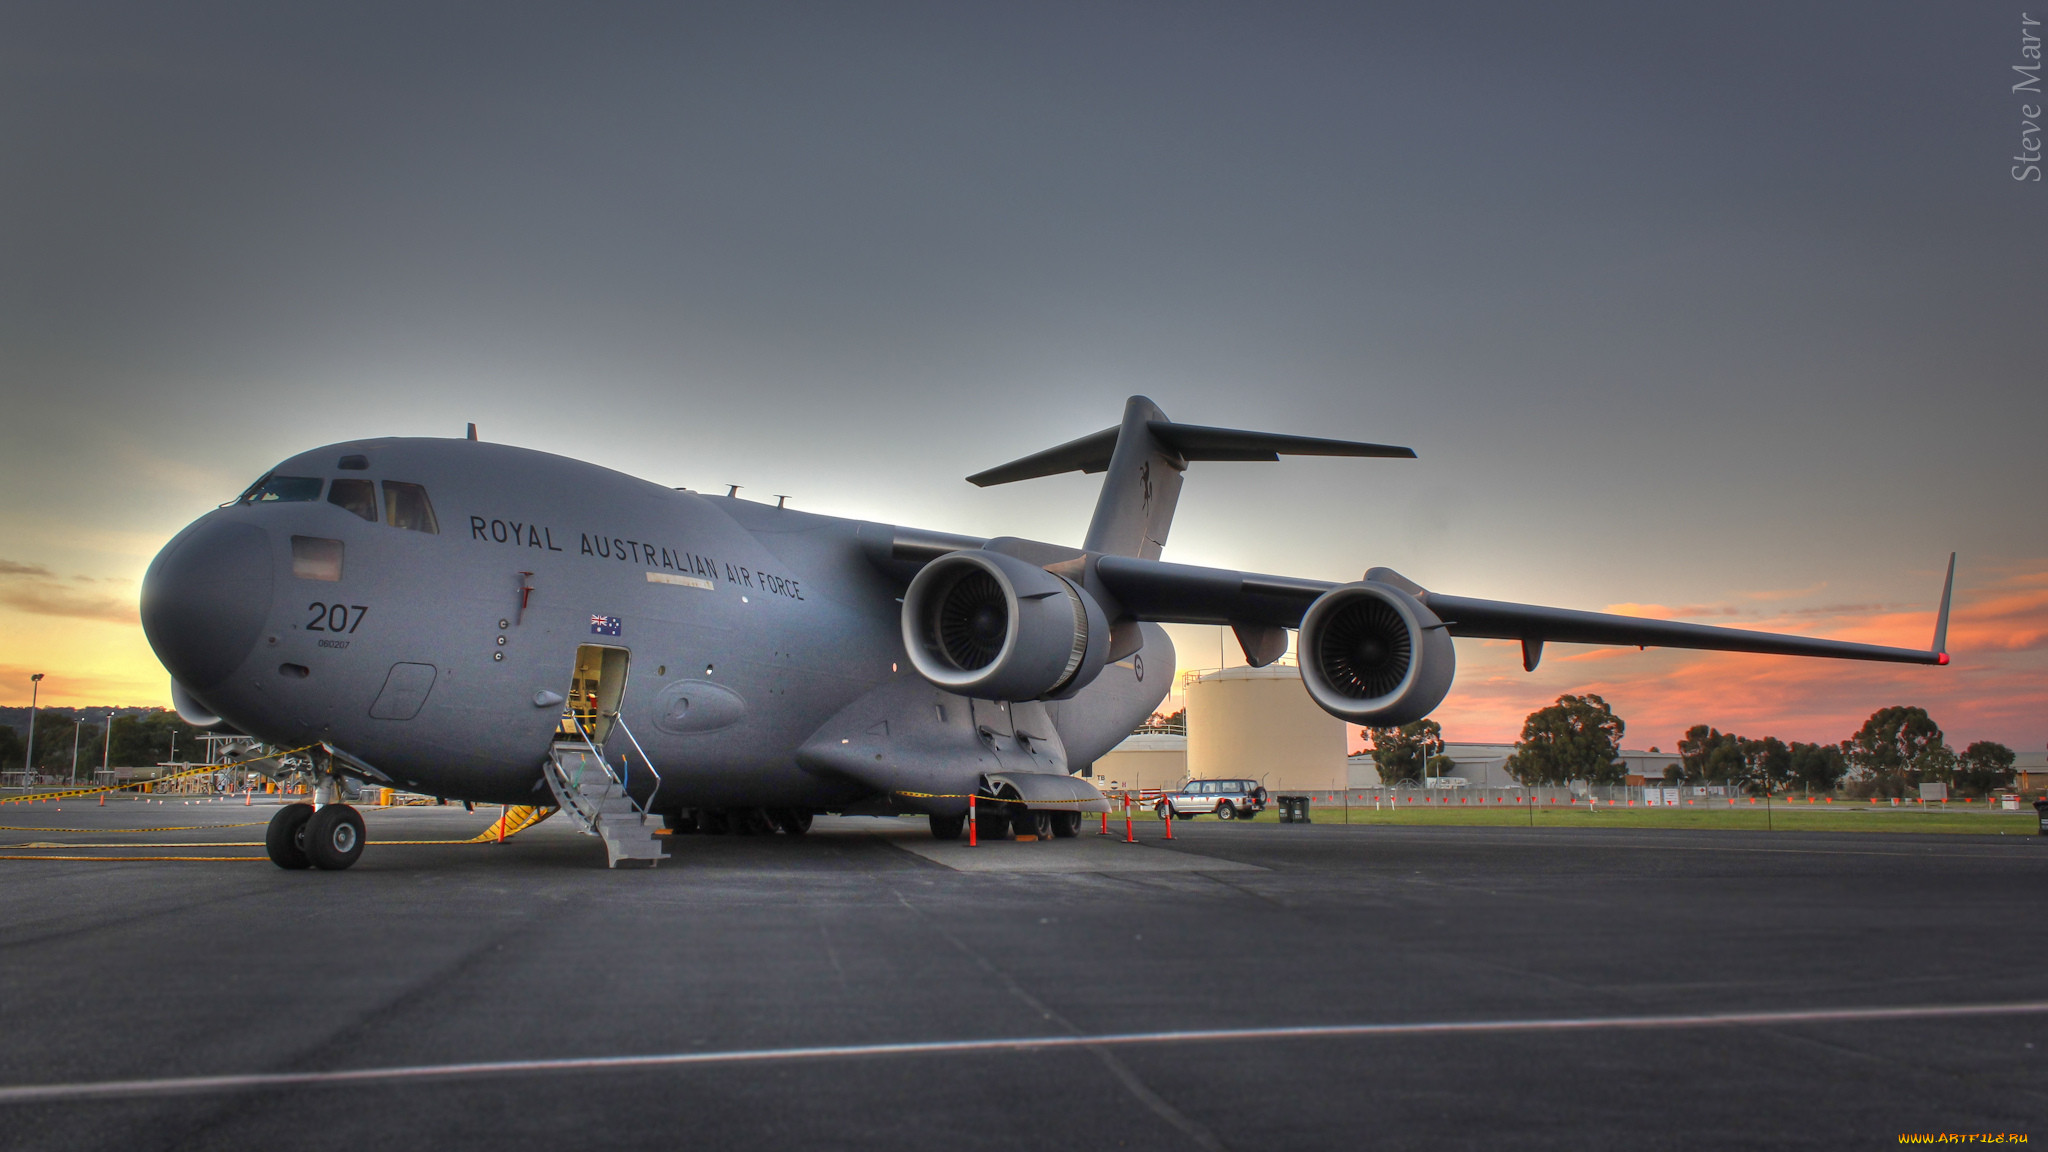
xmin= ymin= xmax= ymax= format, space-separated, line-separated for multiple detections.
xmin=306 ymin=603 xmax=368 ymax=633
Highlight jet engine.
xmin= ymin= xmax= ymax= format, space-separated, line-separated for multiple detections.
xmin=902 ymin=550 xmax=1109 ymax=701
xmin=1297 ymin=580 xmax=1456 ymax=726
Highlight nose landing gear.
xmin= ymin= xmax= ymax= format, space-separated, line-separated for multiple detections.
xmin=265 ymin=803 xmax=315 ymax=869
xmin=264 ymin=764 xmax=368 ymax=871
xmin=265 ymin=802 xmax=366 ymax=870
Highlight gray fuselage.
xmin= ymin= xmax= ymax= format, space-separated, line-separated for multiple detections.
xmin=139 ymin=437 xmax=1171 ymax=811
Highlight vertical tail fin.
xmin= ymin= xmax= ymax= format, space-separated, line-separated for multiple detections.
xmin=1083 ymin=397 xmax=1185 ymax=560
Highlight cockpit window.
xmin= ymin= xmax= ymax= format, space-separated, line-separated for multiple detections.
xmin=238 ymin=474 xmax=323 ymax=504
xmin=327 ymin=478 xmax=378 ymax=522
xmin=382 ymin=481 xmax=439 ymax=534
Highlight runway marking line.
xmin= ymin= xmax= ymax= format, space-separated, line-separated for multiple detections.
xmin=1 ymin=999 xmax=2042 ymax=1105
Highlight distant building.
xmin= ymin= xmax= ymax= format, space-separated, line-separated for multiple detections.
xmin=1347 ymin=742 xmax=1684 ymax=789
xmin=1093 ymin=733 xmax=1187 ymax=792
xmin=2013 ymin=748 xmax=2048 ymax=793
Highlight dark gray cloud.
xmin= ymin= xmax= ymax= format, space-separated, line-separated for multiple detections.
xmin=0 ymin=2 xmax=2040 ymax=734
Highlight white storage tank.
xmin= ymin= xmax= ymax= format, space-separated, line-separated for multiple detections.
xmin=1185 ymin=666 xmax=1346 ymax=792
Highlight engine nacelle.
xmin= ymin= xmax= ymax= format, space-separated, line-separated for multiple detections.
xmin=1298 ymin=581 xmax=1456 ymax=726
xmin=902 ymin=550 xmax=1110 ymax=701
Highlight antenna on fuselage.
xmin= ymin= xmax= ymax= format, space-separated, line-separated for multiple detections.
xmin=775 ymin=495 xmax=789 ymax=508
xmin=726 ymin=484 xmax=742 ymax=498
xmin=466 ymin=423 xmax=478 ymax=441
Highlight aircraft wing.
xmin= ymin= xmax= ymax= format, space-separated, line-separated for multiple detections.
xmin=1092 ymin=553 xmax=1953 ymax=667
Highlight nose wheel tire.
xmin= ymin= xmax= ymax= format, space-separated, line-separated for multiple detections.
xmin=929 ymin=813 xmax=965 ymax=841
xmin=304 ymin=804 xmax=366 ymax=870
xmin=1048 ymin=811 xmax=1080 ymax=838
xmin=265 ymin=803 xmax=315 ymax=870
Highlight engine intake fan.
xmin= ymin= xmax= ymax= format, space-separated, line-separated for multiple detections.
xmin=1298 ymin=580 xmax=1455 ymax=726
xmin=902 ymin=550 xmax=1110 ymax=701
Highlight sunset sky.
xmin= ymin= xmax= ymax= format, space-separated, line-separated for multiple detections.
xmin=1 ymin=2 xmax=2041 ymax=754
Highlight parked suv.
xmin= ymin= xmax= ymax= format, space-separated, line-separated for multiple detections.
xmin=1157 ymin=778 xmax=1268 ymax=820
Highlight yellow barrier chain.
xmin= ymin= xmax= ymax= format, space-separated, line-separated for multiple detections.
xmin=889 ymin=790 xmax=1097 ymax=805
xmin=0 ymin=744 xmax=322 ymax=806
xmin=0 ymin=823 xmax=268 ymax=833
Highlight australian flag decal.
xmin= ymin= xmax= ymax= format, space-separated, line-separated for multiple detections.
xmin=589 ymin=614 xmax=622 ymax=636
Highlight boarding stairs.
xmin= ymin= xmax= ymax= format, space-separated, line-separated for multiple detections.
xmin=542 ymin=721 xmax=665 ymax=868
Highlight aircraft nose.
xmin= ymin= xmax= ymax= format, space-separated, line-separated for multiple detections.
xmin=141 ymin=518 xmax=275 ymax=692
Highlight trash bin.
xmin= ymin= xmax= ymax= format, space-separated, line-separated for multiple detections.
xmin=2035 ymin=798 xmax=2047 ymax=837
xmin=1278 ymin=795 xmax=1311 ymax=824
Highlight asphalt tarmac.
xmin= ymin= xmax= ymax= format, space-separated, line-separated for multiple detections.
xmin=0 ymin=798 xmax=2042 ymax=1150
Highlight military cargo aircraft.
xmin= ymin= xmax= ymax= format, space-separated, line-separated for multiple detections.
xmin=138 ymin=397 xmax=1953 ymax=870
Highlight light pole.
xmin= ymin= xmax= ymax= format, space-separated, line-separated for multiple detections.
xmin=101 ymin=710 xmax=112 ymax=786
xmin=22 ymin=673 xmax=43 ymax=789
xmin=69 ymin=716 xmax=81 ymax=785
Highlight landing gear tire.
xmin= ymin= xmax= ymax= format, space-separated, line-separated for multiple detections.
xmin=929 ymin=813 xmax=965 ymax=841
xmin=1217 ymin=804 xmax=1236 ymax=820
xmin=1012 ymin=809 xmax=1051 ymax=839
xmin=770 ymin=808 xmax=814 ymax=835
xmin=974 ymin=808 xmax=1011 ymax=841
xmin=663 ymin=811 xmax=697 ymax=834
xmin=696 ymin=809 xmax=731 ymax=835
xmin=1049 ymin=811 xmax=1080 ymax=838
xmin=304 ymin=804 xmax=365 ymax=871
xmin=265 ymin=803 xmax=315 ymax=870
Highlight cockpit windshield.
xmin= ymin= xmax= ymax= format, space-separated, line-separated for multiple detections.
xmin=237 ymin=474 xmax=323 ymax=504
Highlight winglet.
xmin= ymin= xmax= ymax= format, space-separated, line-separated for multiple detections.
xmin=1932 ymin=552 xmax=1955 ymax=663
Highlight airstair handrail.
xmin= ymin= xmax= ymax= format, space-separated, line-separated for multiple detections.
xmin=555 ymin=720 xmax=612 ymax=830
xmin=605 ymin=712 xmax=663 ymax=814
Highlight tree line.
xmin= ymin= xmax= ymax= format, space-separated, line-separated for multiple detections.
xmin=0 ymin=709 xmax=208 ymax=776
xmin=1361 ymin=696 xmax=2024 ymax=797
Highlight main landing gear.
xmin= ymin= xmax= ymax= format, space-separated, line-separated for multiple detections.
xmin=930 ymin=806 xmax=1082 ymax=841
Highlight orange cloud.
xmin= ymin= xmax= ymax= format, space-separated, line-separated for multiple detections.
xmin=1600 ymin=602 xmax=1740 ymax=620
xmin=1432 ymin=561 xmax=2048 ymax=752
xmin=0 ymin=559 xmax=138 ymax=626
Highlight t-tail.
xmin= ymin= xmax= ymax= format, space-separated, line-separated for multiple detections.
xmin=965 ymin=395 xmax=1416 ymax=559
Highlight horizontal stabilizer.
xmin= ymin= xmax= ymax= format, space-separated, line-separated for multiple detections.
xmin=967 ymin=421 xmax=1413 ymax=487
